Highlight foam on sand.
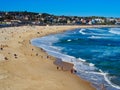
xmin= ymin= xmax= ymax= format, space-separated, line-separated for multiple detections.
xmin=1 ymin=25 xmax=114 ymax=90
xmin=31 ymin=27 xmax=120 ymax=90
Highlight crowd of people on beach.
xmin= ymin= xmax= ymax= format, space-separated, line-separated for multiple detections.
xmin=0 ymin=26 xmax=109 ymax=90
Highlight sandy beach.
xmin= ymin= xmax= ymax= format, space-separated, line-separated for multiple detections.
xmin=0 ymin=25 xmax=110 ymax=90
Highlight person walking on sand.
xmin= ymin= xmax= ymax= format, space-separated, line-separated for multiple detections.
xmin=100 ymin=83 xmax=106 ymax=90
xmin=71 ymin=69 xmax=74 ymax=73
xmin=57 ymin=66 xmax=59 ymax=70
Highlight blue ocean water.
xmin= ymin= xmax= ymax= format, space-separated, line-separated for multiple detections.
xmin=31 ymin=27 xmax=120 ymax=90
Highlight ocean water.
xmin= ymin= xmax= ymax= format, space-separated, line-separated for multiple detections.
xmin=31 ymin=27 xmax=120 ymax=90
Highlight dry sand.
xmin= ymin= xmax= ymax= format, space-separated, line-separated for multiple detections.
xmin=0 ymin=25 xmax=104 ymax=90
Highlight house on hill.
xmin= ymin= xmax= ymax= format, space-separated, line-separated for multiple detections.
xmin=115 ymin=19 xmax=120 ymax=25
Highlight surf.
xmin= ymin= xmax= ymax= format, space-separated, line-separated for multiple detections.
xmin=31 ymin=27 xmax=120 ymax=90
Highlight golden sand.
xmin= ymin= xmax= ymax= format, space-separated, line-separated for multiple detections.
xmin=0 ymin=25 xmax=99 ymax=90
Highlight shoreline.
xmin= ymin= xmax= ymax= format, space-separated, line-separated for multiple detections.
xmin=0 ymin=25 xmax=117 ymax=90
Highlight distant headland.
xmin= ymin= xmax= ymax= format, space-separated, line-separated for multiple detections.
xmin=0 ymin=11 xmax=120 ymax=27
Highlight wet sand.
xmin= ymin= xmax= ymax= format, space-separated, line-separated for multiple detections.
xmin=0 ymin=25 xmax=109 ymax=90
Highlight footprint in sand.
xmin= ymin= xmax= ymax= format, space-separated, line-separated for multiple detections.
xmin=0 ymin=73 xmax=8 ymax=80
xmin=0 ymin=70 xmax=8 ymax=80
xmin=0 ymin=54 xmax=5 ymax=61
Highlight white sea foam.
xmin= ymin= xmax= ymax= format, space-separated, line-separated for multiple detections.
xmin=32 ymin=41 xmax=120 ymax=90
xmin=31 ymin=35 xmax=59 ymax=45
xmin=87 ymin=28 xmax=105 ymax=31
xmin=31 ymin=42 xmax=76 ymax=63
xmin=88 ymin=35 xmax=103 ymax=39
xmin=78 ymin=58 xmax=86 ymax=62
xmin=67 ymin=39 xmax=72 ymax=42
xmin=109 ymin=28 xmax=120 ymax=35
xmin=89 ymin=63 xmax=95 ymax=66
xmin=104 ymin=74 xmax=120 ymax=89
xmin=79 ymin=29 xmax=86 ymax=35
xmin=31 ymin=30 xmax=120 ymax=90
xmin=49 ymin=46 xmax=63 ymax=51
xmin=79 ymin=28 xmax=109 ymax=36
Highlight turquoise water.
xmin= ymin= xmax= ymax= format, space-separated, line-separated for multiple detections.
xmin=31 ymin=27 xmax=120 ymax=90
